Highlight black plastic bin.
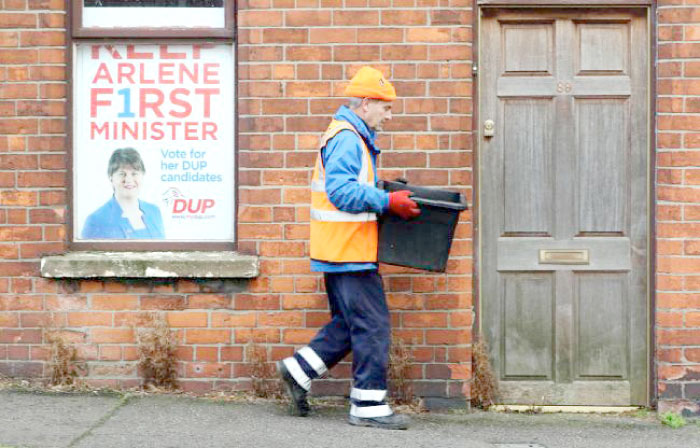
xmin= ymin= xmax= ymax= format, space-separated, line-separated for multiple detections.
xmin=377 ymin=180 xmax=468 ymax=272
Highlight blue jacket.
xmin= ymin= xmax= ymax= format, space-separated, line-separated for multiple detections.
xmin=311 ymin=106 xmax=390 ymax=273
xmin=81 ymin=196 xmax=165 ymax=240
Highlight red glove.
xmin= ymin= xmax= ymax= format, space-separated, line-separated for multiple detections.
xmin=388 ymin=190 xmax=421 ymax=220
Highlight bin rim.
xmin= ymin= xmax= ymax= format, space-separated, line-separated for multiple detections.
xmin=413 ymin=196 xmax=468 ymax=211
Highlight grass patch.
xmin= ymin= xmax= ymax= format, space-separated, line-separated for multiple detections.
xmin=471 ymin=337 xmax=498 ymax=410
xmin=659 ymin=411 xmax=687 ymax=429
xmin=46 ymin=329 xmax=84 ymax=387
xmin=135 ymin=315 xmax=178 ymax=390
xmin=388 ymin=336 xmax=415 ymax=406
xmin=246 ymin=343 xmax=282 ymax=399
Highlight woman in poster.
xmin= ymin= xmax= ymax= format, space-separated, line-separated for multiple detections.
xmin=81 ymin=147 xmax=165 ymax=239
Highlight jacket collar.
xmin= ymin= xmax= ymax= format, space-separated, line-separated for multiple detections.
xmin=107 ymin=196 xmax=155 ymax=236
xmin=333 ymin=106 xmax=380 ymax=154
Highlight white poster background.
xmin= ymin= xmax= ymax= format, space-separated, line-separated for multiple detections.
xmin=73 ymin=43 xmax=235 ymax=241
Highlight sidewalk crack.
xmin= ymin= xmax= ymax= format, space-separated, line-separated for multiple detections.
xmin=66 ymin=394 xmax=132 ymax=448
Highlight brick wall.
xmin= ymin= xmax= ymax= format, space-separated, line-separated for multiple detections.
xmin=0 ymin=0 xmax=474 ymax=400
xmin=656 ymin=2 xmax=700 ymax=408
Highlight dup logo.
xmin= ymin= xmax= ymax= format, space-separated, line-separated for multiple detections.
xmin=162 ymin=187 xmax=215 ymax=214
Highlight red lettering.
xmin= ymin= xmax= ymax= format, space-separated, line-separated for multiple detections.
xmin=139 ymin=88 xmax=164 ymax=118
xmin=202 ymin=122 xmax=217 ymax=140
xmin=158 ymin=63 xmax=175 ymax=84
xmin=159 ymin=45 xmax=186 ymax=59
xmin=192 ymin=44 xmax=215 ymax=59
xmin=187 ymin=199 xmax=203 ymax=213
xmin=126 ymin=45 xmax=153 ymax=59
xmin=151 ymin=122 xmax=164 ymax=140
xmin=202 ymin=63 xmax=220 ymax=84
xmin=169 ymin=89 xmax=192 ymax=119
xmin=172 ymin=199 xmax=187 ymax=214
xmin=91 ymin=64 xmax=113 ymax=84
xmin=201 ymin=199 xmax=215 ymax=213
xmin=90 ymin=122 xmax=109 ymax=139
xmin=91 ymin=45 xmax=122 ymax=60
xmin=117 ymin=64 xmax=135 ymax=84
xmin=185 ymin=122 xmax=198 ymax=140
xmin=90 ymin=88 xmax=113 ymax=117
xmin=138 ymin=63 xmax=155 ymax=84
xmin=195 ymin=88 xmax=218 ymax=118
xmin=165 ymin=122 xmax=181 ymax=139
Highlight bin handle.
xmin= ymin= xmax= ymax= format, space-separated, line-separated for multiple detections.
xmin=413 ymin=196 xmax=468 ymax=211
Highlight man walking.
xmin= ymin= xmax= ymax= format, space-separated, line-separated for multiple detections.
xmin=278 ymin=66 xmax=421 ymax=430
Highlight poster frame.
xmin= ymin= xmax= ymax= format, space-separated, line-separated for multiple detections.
xmin=67 ymin=39 xmax=238 ymax=251
xmin=71 ymin=0 xmax=237 ymax=39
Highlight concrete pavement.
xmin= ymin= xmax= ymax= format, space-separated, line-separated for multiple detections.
xmin=0 ymin=389 xmax=698 ymax=448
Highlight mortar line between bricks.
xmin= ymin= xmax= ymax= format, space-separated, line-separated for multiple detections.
xmin=65 ymin=394 xmax=132 ymax=448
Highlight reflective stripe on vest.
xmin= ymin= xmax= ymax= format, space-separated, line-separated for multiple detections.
xmin=310 ymin=119 xmax=379 ymax=263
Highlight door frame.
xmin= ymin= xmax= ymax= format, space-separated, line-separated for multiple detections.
xmin=472 ymin=2 xmax=657 ymax=406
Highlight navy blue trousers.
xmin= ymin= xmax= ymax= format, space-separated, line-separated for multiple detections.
xmin=300 ymin=270 xmax=390 ymax=392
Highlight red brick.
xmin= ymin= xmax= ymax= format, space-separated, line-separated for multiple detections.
xmin=382 ymin=10 xmax=427 ymax=25
xmin=234 ymin=294 xmax=280 ymax=310
xmin=0 ymin=119 xmax=38 ymax=134
xmin=0 ymin=49 xmax=38 ymax=64
xmin=19 ymin=30 xmax=64 ymax=46
xmin=166 ymin=312 xmax=208 ymax=328
xmin=45 ymin=295 xmax=86 ymax=311
xmin=186 ymin=329 xmax=230 ymax=344
xmin=92 ymin=295 xmax=138 ymax=310
xmin=235 ymin=328 xmax=280 ymax=343
xmin=211 ymin=312 xmax=256 ymax=327
xmin=221 ymin=346 xmax=243 ymax=362
xmin=258 ymin=311 xmax=303 ymax=327
xmin=403 ymin=312 xmax=447 ymax=328
xmin=17 ymin=172 xmax=64 ymax=188
xmin=239 ymin=10 xmax=283 ymax=26
xmin=334 ymin=11 xmax=379 ymax=26
xmin=426 ymin=329 xmax=471 ymax=345
xmin=281 ymin=328 xmax=315 ymax=344
xmin=91 ymin=328 xmax=134 ymax=344
xmin=0 ymin=312 xmax=19 ymax=327
xmin=187 ymin=294 xmax=230 ymax=309
xmin=0 ymin=13 xmax=36 ymax=28
xmin=287 ymin=82 xmax=331 ymax=97
xmin=285 ymin=10 xmax=331 ymax=26
xmin=286 ymin=46 xmax=331 ymax=61
xmin=310 ymin=28 xmax=355 ymax=44
xmin=38 ymin=12 xmax=64 ymax=28
xmin=67 ymin=312 xmax=113 ymax=327
xmin=263 ymin=29 xmax=308 ymax=43
xmin=140 ymin=296 xmax=185 ymax=310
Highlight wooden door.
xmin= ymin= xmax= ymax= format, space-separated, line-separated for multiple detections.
xmin=479 ymin=8 xmax=649 ymax=405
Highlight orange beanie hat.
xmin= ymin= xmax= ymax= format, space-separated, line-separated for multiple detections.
xmin=344 ymin=66 xmax=396 ymax=101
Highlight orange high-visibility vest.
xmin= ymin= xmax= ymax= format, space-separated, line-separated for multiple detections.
xmin=310 ymin=119 xmax=378 ymax=263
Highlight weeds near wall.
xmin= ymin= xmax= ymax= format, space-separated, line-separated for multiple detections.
xmin=388 ymin=336 xmax=414 ymax=405
xmin=659 ymin=411 xmax=687 ymax=429
xmin=246 ymin=343 xmax=282 ymax=399
xmin=471 ymin=337 xmax=498 ymax=409
xmin=135 ymin=315 xmax=178 ymax=390
xmin=46 ymin=330 xmax=81 ymax=387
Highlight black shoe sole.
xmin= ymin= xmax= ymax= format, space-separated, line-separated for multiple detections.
xmin=348 ymin=415 xmax=409 ymax=430
xmin=277 ymin=361 xmax=310 ymax=417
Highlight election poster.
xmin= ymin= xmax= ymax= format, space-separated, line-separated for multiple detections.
xmin=73 ymin=43 xmax=235 ymax=242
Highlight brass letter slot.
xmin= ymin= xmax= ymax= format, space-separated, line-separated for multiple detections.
xmin=539 ymin=249 xmax=589 ymax=265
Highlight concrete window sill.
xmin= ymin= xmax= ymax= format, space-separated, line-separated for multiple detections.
xmin=40 ymin=252 xmax=259 ymax=279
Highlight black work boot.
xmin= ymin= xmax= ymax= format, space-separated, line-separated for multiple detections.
xmin=277 ymin=360 xmax=310 ymax=417
xmin=348 ymin=412 xmax=410 ymax=430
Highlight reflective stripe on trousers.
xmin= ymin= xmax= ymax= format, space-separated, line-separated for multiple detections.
xmin=286 ymin=271 xmax=392 ymax=414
